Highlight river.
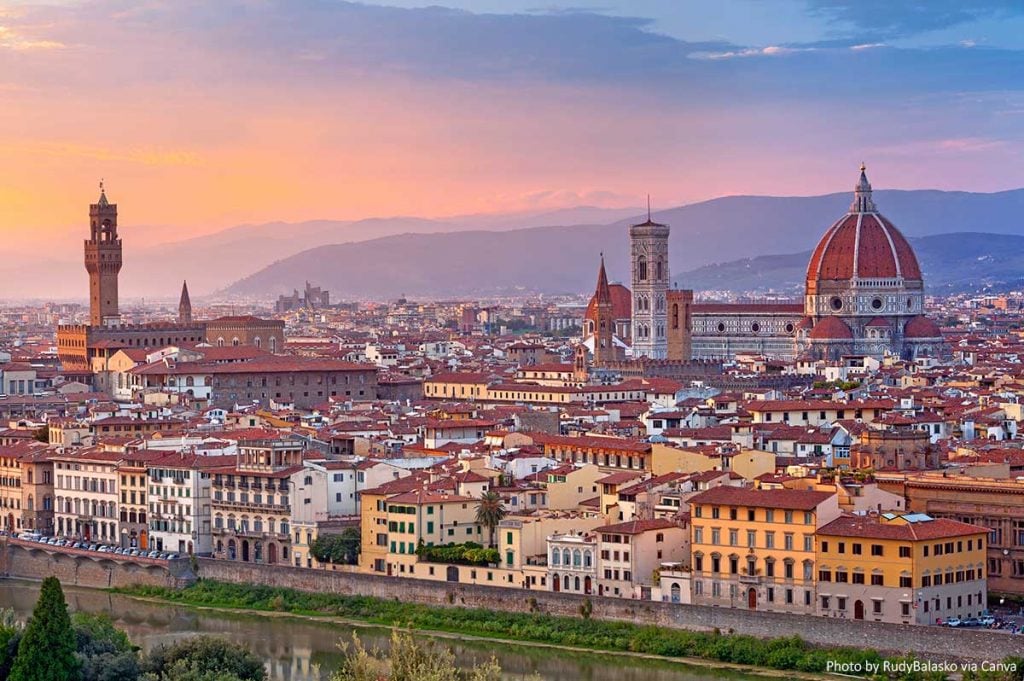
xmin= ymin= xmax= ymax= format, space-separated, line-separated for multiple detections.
xmin=0 ymin=581 xmax=766 ymax=681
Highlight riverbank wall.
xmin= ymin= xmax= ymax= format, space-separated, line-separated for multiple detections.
xmin=0 ymin=539 xmax=195 ymax=590
xmin=195 ymin=558 xmax=1022 ymax=663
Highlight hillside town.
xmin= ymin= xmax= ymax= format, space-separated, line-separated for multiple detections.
xmin=1 ymin=178 xmax=1024 ymax=636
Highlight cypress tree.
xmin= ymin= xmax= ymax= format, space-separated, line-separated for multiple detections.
xmin=9 ymin=577 xmax=79 ymax=681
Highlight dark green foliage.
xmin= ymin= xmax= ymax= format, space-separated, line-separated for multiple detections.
xmin=139 ymin=636 xmax=265 ymax=681
xmin=310 ymin=529 xmax=361 ymax=565
xmin=9 ymin=577 xmax=79 ymax=681
xmin=117 ymin=580 xmax=929 ymax=675
xmin=474 ymin=491 xmax=506 ymax=548
xmin=415 ymin=542 xmax=498 ymax=566
xmin=0 ymin=609 xmax=22 ymax=681
xmin=72 ymin=612 xmax=140 ymax=681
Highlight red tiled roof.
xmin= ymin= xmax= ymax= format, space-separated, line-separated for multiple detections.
xmin=597 ymin=518 xmax=679 ymax=535
xmin=809 ymin=316 xmax=854 ymax=340
xmin=585 ymin=283 xmax=632 ymax=323
xmin=689 ymin=485 xmax=835 ymax=510
xmin=807 ymin=212 xmax=922 ymax=283
xmin=817 ymin=514 xmax=987 ymax=541
xmin=690 ymin=303 xmax=803 ymax=314
xmin=904 ymin=316 xmax=942 ymax=339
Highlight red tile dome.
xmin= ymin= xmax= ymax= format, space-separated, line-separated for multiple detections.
xmin=806 ymin=166 xmax=922 ymax=286
xmin=904 ymin=315 xmax=942 ymax=339
xmin=808 ymin=316 xmax=854 ymax=340
xmin=585 ymin=283 xmax=632 ymax=323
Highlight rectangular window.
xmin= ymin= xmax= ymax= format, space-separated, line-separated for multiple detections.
xmin=899 ymin=546 xmax=911 ymax=558
xmin=871 ymin=544 xmax=883 ymax=557
xmin=870 ymin=574 xmax=884 ymax=586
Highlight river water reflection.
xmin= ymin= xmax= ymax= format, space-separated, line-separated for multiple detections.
xmin=0 ymin=581 xmax=765 ymax=681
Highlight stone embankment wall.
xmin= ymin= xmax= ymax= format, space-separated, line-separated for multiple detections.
xmin=0 ymin=540 xmax=194 ymax=590
xmin=196 ymin=559 xmax=1022 ymax=662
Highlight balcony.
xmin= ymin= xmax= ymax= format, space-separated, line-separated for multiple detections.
xmin=214 ymin=527 xmax=289 ymax=542
xmin=211 ymin=498 xmax=290 ymax=513
xmin=738 ymin=573 xmax=762 ymax=584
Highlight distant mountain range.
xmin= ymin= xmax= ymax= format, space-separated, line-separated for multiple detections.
xmin=679 ymin=233 xmax=1024 ymax=293
xmin=7 ymin=189 xmax=1024 ymax=300
xmin=224 ymin=188 xmax=1024 ymax=299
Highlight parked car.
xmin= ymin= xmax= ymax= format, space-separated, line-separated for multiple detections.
xmin=980 ymin=615 xmax=996 ymax=626
xmin=946 ymin=617 xmax=963 ymax=627
xmin=962 ymin=617 xmax=981 ymax=627
xmin=166 ymin=553 xmax=180 ymax=560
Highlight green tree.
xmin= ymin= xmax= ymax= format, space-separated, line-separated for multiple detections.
xmin=72 ymin=612 xmax=140 ymax=681
xmin=474 ymin=491 xmax=506 ymax=548
xmin=0 ymin=608 xmax=23 ymax=680
xmin=9 ymin=577 xmax=79 ymax=681
xmin=331 ymin=630 xmax=503 ymax=681
xmin=139 ymin=637 xmax=265 ymax=681
xmin=310 ymin=528 xmax=361 ymax=565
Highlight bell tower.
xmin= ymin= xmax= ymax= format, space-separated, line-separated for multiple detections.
xmin=591 ymin=254 xmax=618 ymax=366
xmin=630 ymin=199 xmax=670 ymax=359
xmin=84 ymin=181 xmax=122 ymax=327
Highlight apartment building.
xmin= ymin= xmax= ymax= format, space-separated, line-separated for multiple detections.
xmin=595 ymin=518 xmax=689 ymax=599
xmin=53 ymin=449 xmax=123 ymax=543
xmin=689 ymin=486 xmax=840 ymax=614
xmin=211 ymin=439 xmax=302 ymax=565
xmin=148 ymin=452 xmax=223 ymax=554
xmin=816 ymin=513 xmax=988 ymax=625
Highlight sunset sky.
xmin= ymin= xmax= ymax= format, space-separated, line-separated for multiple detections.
xmin=2 ymin=0 xmax=1024 ymax=253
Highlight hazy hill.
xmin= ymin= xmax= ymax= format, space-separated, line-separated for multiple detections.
xmin=224 ymin=189 xmax=1024 ymax=298
xmin=679 ymin=232 xmax=1024 ymax=294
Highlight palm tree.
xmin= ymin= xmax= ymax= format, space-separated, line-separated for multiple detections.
xmin=475 ymin=490 xmax=506 ymax=548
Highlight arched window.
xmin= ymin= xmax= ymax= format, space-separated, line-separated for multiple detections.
xmin=269 ymin=337 xmax=277 ymax=353
xmin=638 ymin=256 xmax=648 ymax=281
xmin=584 ymin=550 xmax=592 ymax=568
xmin=656 ymin=259 xmax=663 ymax=281
xmin=563 ymin=575 xmax=570 ymax=591
xmin=671 ymin=303 xmax=679 ymax=329
xmin=186 ymin=376 xmax=194 ymax=387
xmin=217 ymin=337 xmax=225 ymax=347
xmin=232 ymin=337 xmax=240 ymax=347
xmin=551 ymin=550 xmax=560 ymax=566
xmin=562 ymin=548 xmax=571 ymax=566
xmin=254 ymin=337 xmax=262 ymax=349
xmin=572 ymin=549 xmax=581 ymax=567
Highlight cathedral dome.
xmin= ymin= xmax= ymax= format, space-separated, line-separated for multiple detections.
xmin=808 ymin=316 xmax=853 ymax=340
xmin=904 ymin=315 xmax=942 ymax=339
xmin=585 ymin=283 xmax=632 ymax=322
xmin=806 ymin=165 xmax=922 ymax=289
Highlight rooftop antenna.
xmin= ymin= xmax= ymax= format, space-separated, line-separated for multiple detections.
xmin=647 ymin=194 xmax=651 ymax=222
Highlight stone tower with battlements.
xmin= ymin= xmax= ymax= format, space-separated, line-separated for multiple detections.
xmin=84 ymin=182 xmax=122 ymax=327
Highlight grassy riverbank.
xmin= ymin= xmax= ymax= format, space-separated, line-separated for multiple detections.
xmin=113 ymin=579 xmax=994 ymax=680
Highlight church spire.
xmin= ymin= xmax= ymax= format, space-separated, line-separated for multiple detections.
xmin=178 ymin=280 xmax=193 ymax=325
xmin=595 ymin=253 xmax=612 ymax=306
xmin=97 ymin=179 xmax=109 ymax=207
xmin=850 ymin=162 xmax=876 ymax=213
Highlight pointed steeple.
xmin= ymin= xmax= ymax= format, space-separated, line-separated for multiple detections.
xmin=178 ymin=280 xmax=193 ymax=325
xmin=595 ymin=253 xmax=612 ymax=306
xmin=97 ymin=179 xmax=109 ymax=207
xmin=850 ymin=162 xmax=876 ymax=213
